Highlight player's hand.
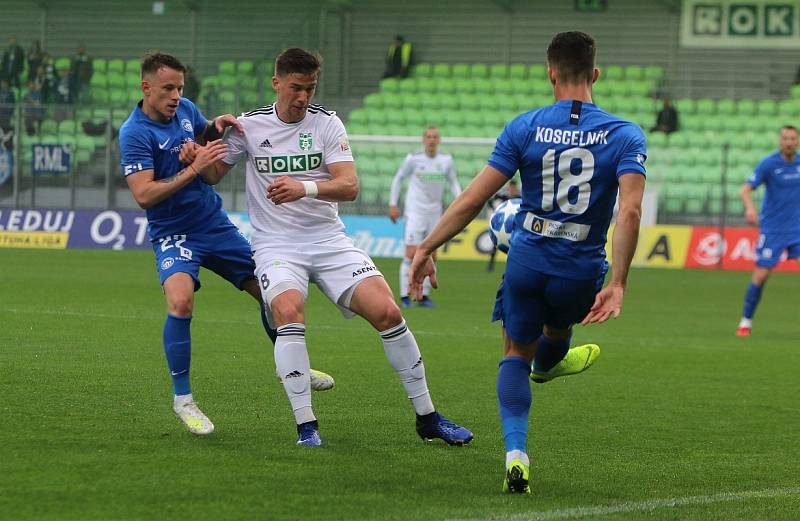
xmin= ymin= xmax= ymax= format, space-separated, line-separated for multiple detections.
xmin=745 ymin=207 xmax=758 ymax=226
xmin=214 ymin=114 xmax=244 ymax=135
xmin=179 ymin=141 xmax=197 ymax=164
xmin=191 ymin=139 xmax=228 ymax=174
xmin=267 ymin=176 xmax=305 ymax=204
xmin=581 ymin=283 xmax=624 ymax=325
xmin=389 ymin=205 xmax=400 ymax=223
xmin=408 ymin=249 xmax=437 ymax=301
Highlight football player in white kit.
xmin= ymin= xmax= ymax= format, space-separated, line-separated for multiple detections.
xmin=389 ymin=127 xmax=461 ymax=308
xmin=195 ymin=48 xmax=473 ymax=447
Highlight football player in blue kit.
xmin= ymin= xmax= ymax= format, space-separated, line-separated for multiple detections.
xmin=119 ymin=52 xmax=332 ymax=436
xmin=735 ymin=125 xmax=800 ymax=336
xmin=409 ymin=32 xmax=646 ymax=493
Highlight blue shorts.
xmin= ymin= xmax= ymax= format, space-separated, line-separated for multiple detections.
xmin=755 ymin=233 xmax=800 ymax=268
xmin=492 ymin=258 xmax=605 ymax=345
xmin=152 ymin=221 xmax=255 ymax=291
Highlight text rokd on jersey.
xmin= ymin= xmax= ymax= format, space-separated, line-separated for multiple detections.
xmin=253 ymin=153 xmax=324 ymax=175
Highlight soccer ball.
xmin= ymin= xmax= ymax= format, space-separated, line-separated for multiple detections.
xmin=489 ymin=198 xmax=521 ymax=254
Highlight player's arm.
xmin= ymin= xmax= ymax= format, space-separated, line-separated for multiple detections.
xmin=740 ymin=183 xmax=758 ymax=225
xmin=196 ymin=114 xmax=243 ymax=145
xmin=266 ymin=161 xmax=358 ymax=205
xmin=126 ymin=140 xmax=229 ymax=209
xmin=389 ymin=155 xmax=413 ymax=223
xmin=447 ymin=159 xmax=462 ymax=199
xmin=408 ymin=166 xmax=508 ymax=300
xmin=581 ymin=172 xmax=645 ymax=324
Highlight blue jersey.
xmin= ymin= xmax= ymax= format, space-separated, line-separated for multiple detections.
xmin=119 ymin=97 xmax=227 ymax=240
xmin=488 ymin=100 xmax=647 ymax=280
xmin=746 ymin=152 xmax=800 ymax=235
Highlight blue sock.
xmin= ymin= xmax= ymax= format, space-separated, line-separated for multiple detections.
xmin=497 ymin=356 xmax=532 ymax=454
xmin=163 ymin=314 xmax=192 ymax=396
xmin=260 ymin=302 xmax=277 ymax=344
xmin=533 ymin=334 xmax=571 ymax=373
xmin=742 ymin=283 xmax=763 ymax=319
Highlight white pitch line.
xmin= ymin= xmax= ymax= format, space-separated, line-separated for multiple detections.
xmin=448 ymin=487 xmax=800 ymax=521
xmin=0 ymin=307 xmax=497 ymax=339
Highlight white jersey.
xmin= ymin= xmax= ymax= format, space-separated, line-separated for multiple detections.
xmin=389 ymin=151 xmax=461 ymax=216
xmin=223 ymin=103 xmax=354 ymax=248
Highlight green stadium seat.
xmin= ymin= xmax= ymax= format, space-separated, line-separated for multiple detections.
xmin=386 ymin=110 xmax=406 ymax=125
xmin=91 ymin=89 xmax=109 ymax=104
xmin=381 ymin=94 xmax=402 ymax=110
xmin=366 ymin=109 xmax=387 ymax=125
xmin=509 ymin=64 xmax=527 ymax=80
xmin=451 ymin=63 xmax=469 ymax=78
xmin=628 ymin=80 xmax=652 ymax=97
xmin=90 ymin=73 xmax=107 ymax=89
xmin=736 ymin=99 xmax=756 ymax=115
xmin=379 ymin=77 xmax=400 ymax=93
xmin=489 ymin=63 xmax=509 ymax=79
xmin=93 ymin=58 xmax=107 ymax=74
xmin=125 ymin=73 xmax=140 ymax=88
xmin=530 ymin=78 xmax=551 ymax=95
xmin=107 ymin=59 xmax=124 ymax=74
xmin=419 ymin=96 xmax=442 ymax=111
xmin=457 ymin=94 xmax=480 ymax=111
xmin=398 ymin=93 xmax=421 ymax=109
xmin=756 ymin=99 xmax=777 ymax=116
xmin=398 ymin=78 xmax=417 ymax=93
xmin=470 ymin=64 xmax=488 ymax=78
xmin=218 ymin=90 xmax=236 ymax=106
xmin=444 ymin=111 xmax=465 ymax=127
xmin=790 ymin=84 xmax=800 ymax=98
xmin=238 ymin=76 xmax=258 ymax=91
xmin=432 ymin=63 xmax=450 ymax=78
xmin=668 ymin=132 xmax=691 ymax=149
xmin=716 ymin=98 xmax=735 ymax=115
xmin=674 ymin=98 xmax=696 ymax=114
xmin=109 ymin=89 xmax=127 ymax=107
xmin=403 ymin=109 xmax=425 ymax=127
xmin=348 ymin=108 xmax=369 ymax=125
xmin=347 ymin=123 xmax=369 ymax=136
xmin=53 ymin=57 xmax=70 ymax=72
xmin=106 ymin=72 xmax=125 ymax=89
xmin=778 ymin=99 xmax=800 ymax=117
xmin=112 ymin=108 xmax=129 ymax=125
xmin=454 ymin=78 xmax=476 ymax=95
xmin=604 ymin=65 xmax=624 ymax=81
xmin=237 ymin=61 xmax=254 ymax=75
xmin=123 ymin=59 xmax=138 ymax=74
xmin=433 ymin=78 xmax=456 ymax=94
xmin=240 ymin=90 xmax=259 ymax=107
xmin=413 ymin=63 xmax=432 ymax=77
xmin=647 ymin=132 xmax=667 ymax=148
xmin=416 ymin=77 xmax=436 ymax=93
xmin=75 ymin=107 xmax=93 ymax=122
xmin=218 ymin=61 xmax=236 ymax=75
xmin=695 ymin=98 xmax=715 ymax=115
xmin=644 ymin=65 xmax=664 ymax=82
xmin=473 ymin=78 xmax=492 ymax=94
xmin=363 ymin=93 xmax=382 ymax=109
xmin=479 ymin=95 xmax=500 ymax=111
xmin=528 ymin=64 xmax=546 ymax=79
xmin=625 ymin=65 xmax=644 ymax=81
xmin=40 ymin=119 xmax=58 ymax=135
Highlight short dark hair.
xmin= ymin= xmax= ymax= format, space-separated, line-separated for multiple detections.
xmin=546 ymin=31 xmax=596 ymax=84
xmin=140 ymin=52 xmax=186 ymax=78
xmin=275 ymin=48 xmax=322 ymax=77
xmin=781 ymin=125 xmax=798 ymax=133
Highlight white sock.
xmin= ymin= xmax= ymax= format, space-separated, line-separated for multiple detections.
xmin=275 ymin=323 xmax=315 ymax=425
xmin=423 ymin=275 xmax=432 ymax=297
xmin=380 ymin=320 xmax=435 ymax=415
xmin=506 ymin=450 xmax=530 ymax=467
xmin=399 ymin=257 xmax=412 ymax=298
xmin=738 ymin=317 xmax=752 ymax=328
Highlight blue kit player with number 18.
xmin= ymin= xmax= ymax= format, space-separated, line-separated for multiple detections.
xmin=409 ymin=32 xmax=647 ymax=493
xmin=119 ymin=52 xmax=333 ymax=437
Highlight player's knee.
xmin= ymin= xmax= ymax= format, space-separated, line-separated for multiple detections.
xmin=373 ymin=301 xmax=404 ymax=331
xmin=168 ymin=295 xmax=193 ymax=317
xmin=271 ymin=300 xmax=304 ymax=325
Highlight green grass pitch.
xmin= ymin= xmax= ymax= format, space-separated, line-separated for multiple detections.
xmin=1 ymin=248 xmax=799 ymax=520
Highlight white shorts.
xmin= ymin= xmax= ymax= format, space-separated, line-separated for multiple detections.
xmin=404 ymin=212 xmax=441 ymax=246
xmin=253 ymin=234 xmax=383 ymax=323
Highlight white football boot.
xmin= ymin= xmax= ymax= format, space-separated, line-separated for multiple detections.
xmin=309 ymin=369 xmax=335 ymax=391
xmin=173 ymin=395 xmax=215 ymax=435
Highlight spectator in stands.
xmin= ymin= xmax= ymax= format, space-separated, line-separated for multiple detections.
xmin=26 ymin=40 xmax=44 ymax=83
xmin=54 ymin=58 xmax=72 ymax=105
xmin=23 ymin=80 xmax=43 ymax=135
xmin=36 ymin=54 xmax=59 ymax=103
xmin=183 ymin=66 xmax=200 ymax=102
xmin=383 ymin=35 xmax=413 ymax=78
xmin=0 ymin=79 xmax=15 ymax=131
xmin=69 ymin=44 xmax=93 ymax=103
xmin=650 ymin=97 xmax=678 ymax=134
xmin=1 ymin=36 xmax=25 ymax=89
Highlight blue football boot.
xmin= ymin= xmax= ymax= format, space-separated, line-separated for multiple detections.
xmin=417 ymin=296 xmax=438 ymax=308
xmin=400 ymin=296 xmax=413 ymax=308
xmin=416 ymin=412 xmax=473 ymax=446
xmin=296 ymin=420 xmax=322 ymax=446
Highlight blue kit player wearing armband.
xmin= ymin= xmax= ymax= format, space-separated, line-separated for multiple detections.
xmin=409 ymin=32 xmax=647 ymax=493
xmin=119 ymin=52 xmax=333 ymax=436
xmin=735 ymin=125 xmax=800 ymax=336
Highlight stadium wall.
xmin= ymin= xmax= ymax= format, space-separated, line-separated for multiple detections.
xmin=2 ymin=207 xmax=798 ymax=272
xmin=3 ymin=0 xmax=798 ymax=102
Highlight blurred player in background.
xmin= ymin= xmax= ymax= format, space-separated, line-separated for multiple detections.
xmin=735 ymin=125 xmax=800 ymax=336
xmin=409 ymin=31 xmax=646 ymax=493
xmin=119 ymin=52 xmax=332 ymax=437
xmin=389 ymin=126 xmax=461 ymax=308
xmin=198 ymin=48 xmax=473 ymax=447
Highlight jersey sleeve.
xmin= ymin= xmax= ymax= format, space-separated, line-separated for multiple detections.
xmin=222 ymin=116 xmax=247 ymax=165
xmin=119 ymin=125 xmax=153 ymax=177
xmin=488 ymin=119 xmax=521 ymax=178
xmin=186 ymin=98 xmax=208 ymax=139
xmin=324 ymin=115 xmax=354 ymax=165
xmin=746 ymin=158 xmax=768 ymax=189
xmin=616 ymin=124 xmax=648 ymax=177
xmin=389 ymin=154 xmax=414 ymax=206
xmin=446 ymin=156 xmax=461 ymax=198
